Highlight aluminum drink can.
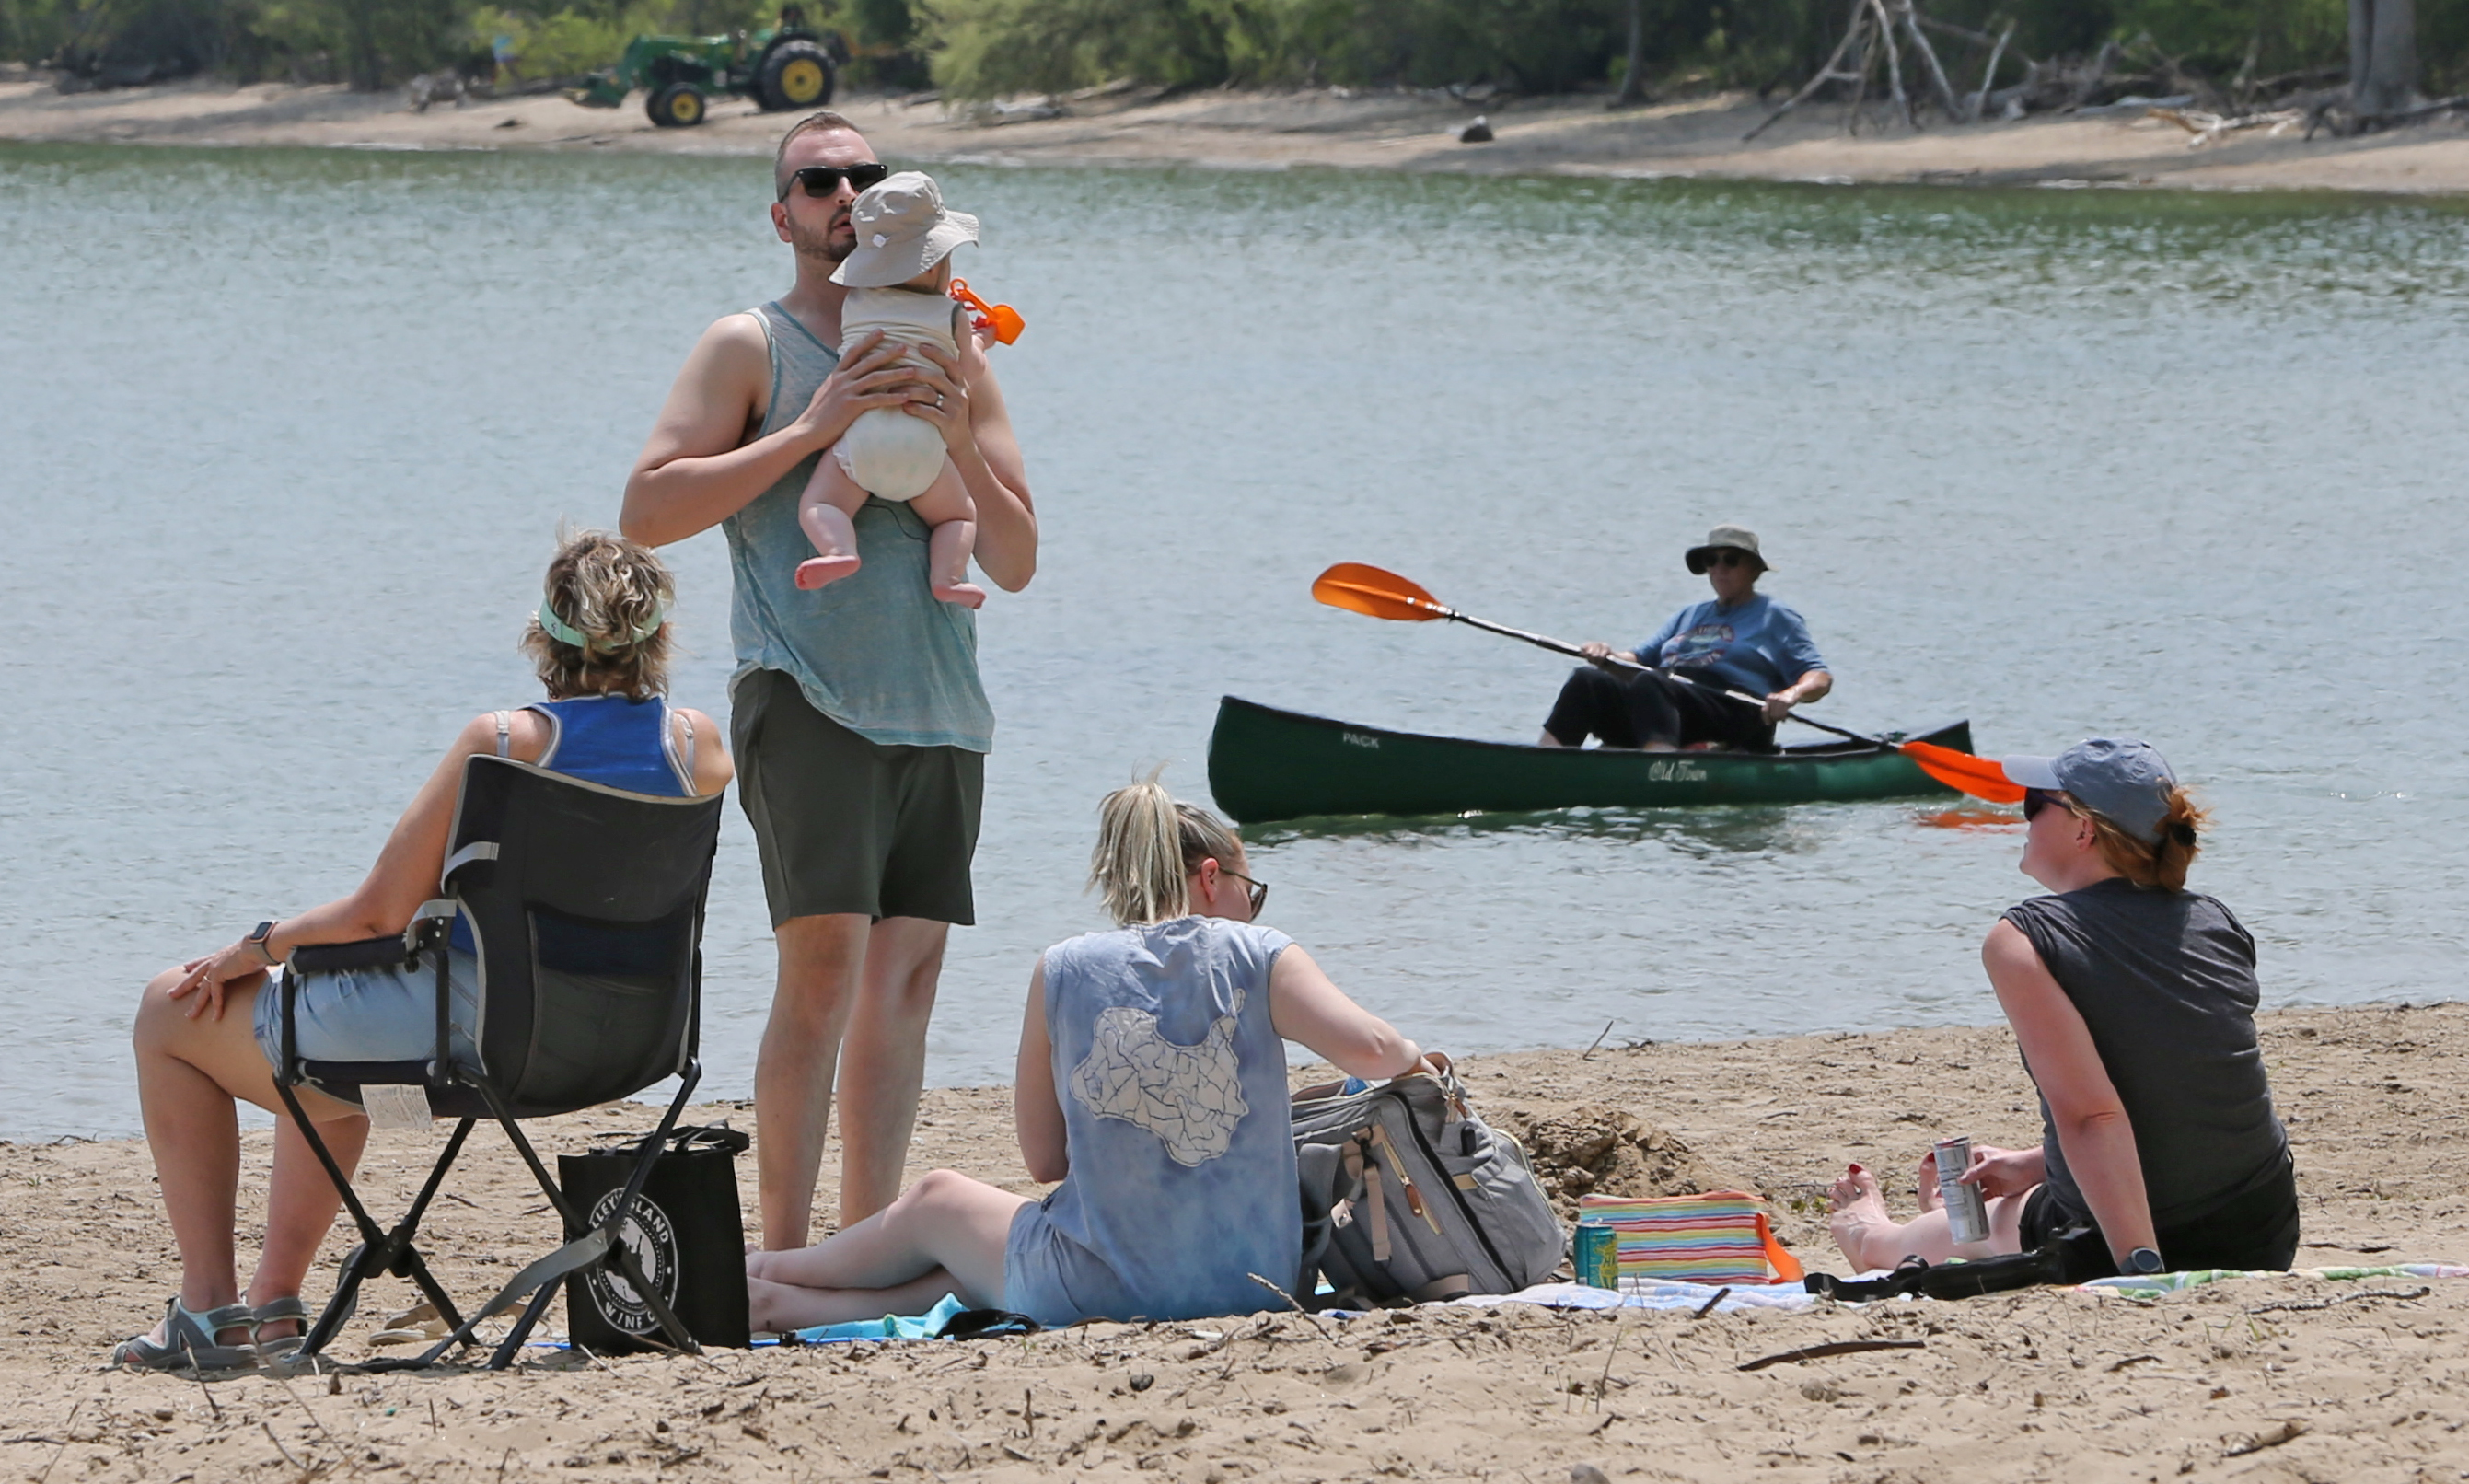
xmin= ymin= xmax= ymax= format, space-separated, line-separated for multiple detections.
xmin=1574 ymin=1221 xmax=1620 ymax=1289
xmin=1933 ymin=1136 xmax=1992 ymax=1246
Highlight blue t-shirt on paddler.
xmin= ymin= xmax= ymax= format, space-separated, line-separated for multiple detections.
xmin=1637 ymin=594 xmax=1828 ymax=697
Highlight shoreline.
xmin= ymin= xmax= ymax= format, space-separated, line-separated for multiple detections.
xmin=7 ymin=75 xmax=2469 ymax=195
xmin=6 ymin=1001 xmax=2466 ymax=1480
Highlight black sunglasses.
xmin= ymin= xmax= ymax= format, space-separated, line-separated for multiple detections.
xmin=2023 ymin=787 xmax=2073 ymax=821
xmin=1223 ymin=868 xmax=1269 ymax=917
xmin=778 ymin=162 xmax=890 ymax=201
xmin=1706 ymin=551 xmax=1757 ymax=569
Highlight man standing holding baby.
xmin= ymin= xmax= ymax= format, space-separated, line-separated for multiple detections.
xmin=620 ymin=111 xmax=1036 ymax=1246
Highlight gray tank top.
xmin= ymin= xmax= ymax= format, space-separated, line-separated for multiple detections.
xmin=722 ymin=302 xmax=994 ymax=751
xmin=2003 ymin=879 xmax=2289 ymax=1229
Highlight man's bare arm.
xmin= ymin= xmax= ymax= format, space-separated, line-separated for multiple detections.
xmin=914 ymin=341 xmax=1037 ymax=592
xmin=620 ymin=317 xmax=913 ymax=548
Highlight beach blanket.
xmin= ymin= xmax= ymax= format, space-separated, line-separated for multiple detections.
xmin=780 ymin=1293 xmax=971 ymax=1344
xmin=713 ymin=1262 xmax=2469 ymax=1348
xmin=2080 ymin=1262 xmax=2469 ymax=1298
xmin=1453 ymin=1262 xmax=2469 ymax=1317
xmin=1454 ymin=1279 xmax=1818 ymax=1316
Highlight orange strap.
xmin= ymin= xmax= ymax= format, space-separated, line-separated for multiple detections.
xmin=1756 ymin=1212 xmax=1804 ymax=1283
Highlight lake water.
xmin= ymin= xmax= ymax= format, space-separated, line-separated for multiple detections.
xmin=5 ymin=141 xmax=2465 ymax=1141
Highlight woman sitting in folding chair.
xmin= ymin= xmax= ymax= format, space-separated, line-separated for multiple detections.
xmin=746 ymin=773 xmax=1435 ymax=1332
xmin=117 ymin=530 xmax=734 ymax=1370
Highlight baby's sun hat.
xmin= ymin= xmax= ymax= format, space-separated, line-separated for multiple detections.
xmin=831 ymin=171 xmax=979 ymax=289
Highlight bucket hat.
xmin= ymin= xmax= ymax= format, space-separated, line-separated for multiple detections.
xmin=829 ymin=171 xmax=979 ymax=289
xmin=2001 ymin=737 xmax=2178 ymax=845
xmin=1685 ymin=524 xmax=1768 ymax=574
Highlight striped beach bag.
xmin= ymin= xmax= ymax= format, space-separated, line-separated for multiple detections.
xmin=1576 ymin=1191 xmax=1804 ymax=1285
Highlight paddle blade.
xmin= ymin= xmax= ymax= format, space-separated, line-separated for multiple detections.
xmin=1311 ymin=563 xmax=1450 ymax=623
xmin=1900 ymin=741 xmax=2024 ymax=804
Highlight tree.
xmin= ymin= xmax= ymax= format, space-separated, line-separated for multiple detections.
xmin=2348 ymin=0 xmax=2417 ymax=116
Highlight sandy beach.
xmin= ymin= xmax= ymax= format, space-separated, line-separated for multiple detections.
xmin=5 ymin=1000 xmax=2464 ymax=1481
xmin=7 ymin=70 xmax=2469 ymax=194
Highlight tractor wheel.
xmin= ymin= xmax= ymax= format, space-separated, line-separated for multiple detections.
xmin=756 ymin=40 xmax=835 ymax=111
xmin=647 ymin=82 xmax=707 ymax=128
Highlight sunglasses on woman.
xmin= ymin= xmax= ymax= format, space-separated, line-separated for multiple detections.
xmin=778 ymin=162 xmax=891 ymax=201
xmin=1706 ymin=551 xmax=1756 ymax=569
xmin=1223 ymin=869 xmax=1269 ymax=917
xmin=2023 ymin=787 xmax=2072 ymax=821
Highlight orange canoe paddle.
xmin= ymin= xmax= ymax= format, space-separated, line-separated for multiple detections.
xmin=1309 ymin=562 xmax=2022 ymax=804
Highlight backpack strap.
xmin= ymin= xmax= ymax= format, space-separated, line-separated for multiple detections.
xmin=1347 ymin=1134 xmax=1392 ymax=1263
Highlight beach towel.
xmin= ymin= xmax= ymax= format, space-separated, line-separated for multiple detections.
xmin=1576 ymin=1192 xmax=1804 ymax=1285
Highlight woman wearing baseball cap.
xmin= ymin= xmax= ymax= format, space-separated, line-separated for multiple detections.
xmin=1828 ymin=738 xmax=2299 ymax=1279
xmin=1537 ymin=524 xmax=1832 ymax=753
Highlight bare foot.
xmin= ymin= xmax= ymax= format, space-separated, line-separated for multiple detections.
xmin=796 ymin=554 xmax=861 ymax=590
xmin=932 ymin=580 xmax=987 ymax=609
xmin=1828 ymin=1162 xmax=1898 ymax=1270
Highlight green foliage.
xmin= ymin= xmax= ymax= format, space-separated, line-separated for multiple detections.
xmin=6 ymin=0 xmax=2468 ymax=104
xmin=469 ymin=1 xmax=668 ymax=78
xmin=2098 ymin=0 xmax=2348 ymax=76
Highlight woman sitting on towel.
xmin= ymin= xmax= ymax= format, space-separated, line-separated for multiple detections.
xmin=747 ymin=775 xmax=1434 ymax=1330
xmin=1827 ymin=738 xmax=2297 ymax=1279
xmin=115 ymin=531 xmax=734 ymax=1369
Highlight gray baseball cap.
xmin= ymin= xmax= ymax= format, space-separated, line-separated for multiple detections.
xmin=2001 ymin=737 xmax=2178 ymax=845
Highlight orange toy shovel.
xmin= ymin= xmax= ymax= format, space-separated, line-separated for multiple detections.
xmin=949 ymin=278 xmax=1025 ymax=344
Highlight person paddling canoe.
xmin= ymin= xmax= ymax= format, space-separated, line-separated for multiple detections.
xmin=1537 ymin=524 xmax=1833 ymax=752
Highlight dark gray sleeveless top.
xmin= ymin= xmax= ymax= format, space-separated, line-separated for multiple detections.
xmin=2003 ymin=879 xmax=2289 ymax=1229
xmin=721 ymin=303 xmax=993 ymax=751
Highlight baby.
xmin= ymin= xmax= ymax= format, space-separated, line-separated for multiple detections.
xmin=796 ymin=170 xmax=986 ymax=608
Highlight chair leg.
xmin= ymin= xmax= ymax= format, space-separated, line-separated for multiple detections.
xmin=373 ymin=1067 xmax=713 ymax=1369
xmin=595 ymin=1067 xmax=705 ymax=1354
xmin=274 ymin=1081 xmax=481 ymax=1361
xmin=488 ymin=1279 xmax=564 ymax=1371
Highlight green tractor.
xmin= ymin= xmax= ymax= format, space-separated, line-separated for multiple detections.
xmin=571 ymin=24 xmax=842 ymax=128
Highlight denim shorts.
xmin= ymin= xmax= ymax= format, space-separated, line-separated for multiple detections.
xmin=252 ymin=949 xmax=481 ymax=1097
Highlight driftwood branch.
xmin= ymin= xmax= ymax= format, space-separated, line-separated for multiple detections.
xmin=1745 ymin=0 xmax=1870 ymax=140
xmin=1889 ymin=0 xmax=1964 ymax=122
xmin=2150 ymin=105 xmax=2305 ymax=146
xmin=1968 ymin=21 xmax=2014 ymax=121
xmin=1869 ymin=0 xmax=1911 ymax=129
xmin=1737 ymin=1339 xmax=1926 ymax=1372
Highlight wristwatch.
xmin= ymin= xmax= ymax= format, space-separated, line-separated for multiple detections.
xmin=2123 ymin=1246 xmax=2165 ymax=1275
xmin=244 ymin=920 xmax=281 ymax=967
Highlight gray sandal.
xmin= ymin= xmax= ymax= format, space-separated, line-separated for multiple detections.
xmin=111 ymin=1298 xmax=260 ymax=1371
xmin=250 ymin=1296 xmax=310 ymax=1360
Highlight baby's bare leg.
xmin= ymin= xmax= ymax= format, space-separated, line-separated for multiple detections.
xmin=910 ymin=459 xmax=984 ymax=609
xmin=795 ymin=454 xmax=868 ymax=590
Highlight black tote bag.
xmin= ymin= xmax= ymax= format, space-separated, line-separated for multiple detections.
xmin=559 ymin=1125 xmax=752 ymax=1353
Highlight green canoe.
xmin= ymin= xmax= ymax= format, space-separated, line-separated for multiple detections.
xmin=1206 ymin=695 xmax=1972 ymax=824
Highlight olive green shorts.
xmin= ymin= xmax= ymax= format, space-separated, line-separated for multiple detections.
xmin=730 ymin=668 xmax=983 ymax=927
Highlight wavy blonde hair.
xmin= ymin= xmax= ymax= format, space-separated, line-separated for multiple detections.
xmin=520 ymin=528 xmax=675 ymax=701
xmin=1088 ymin=771 xmax=1246 ymax=927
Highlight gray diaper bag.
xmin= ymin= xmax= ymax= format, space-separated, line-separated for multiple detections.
xmin=1291 ymin=1067 xmax=1564 ymax=1307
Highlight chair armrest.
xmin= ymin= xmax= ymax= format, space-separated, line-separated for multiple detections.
xmin=292 ymin=934 xmax=426 ymax=974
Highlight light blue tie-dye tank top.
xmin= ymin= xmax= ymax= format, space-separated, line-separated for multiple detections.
xmin=1018 ymin=918 xmax=1299 ymax=1323
xmin=722 ymin=302 xmax=994 ymax=750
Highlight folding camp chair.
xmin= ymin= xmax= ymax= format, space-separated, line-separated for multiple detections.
xmin=269 ymin=754 xmax=724 ymax=1371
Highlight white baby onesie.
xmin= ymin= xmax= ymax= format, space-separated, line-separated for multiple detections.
xmin=834 ymin=287 xmax=962 ymax=502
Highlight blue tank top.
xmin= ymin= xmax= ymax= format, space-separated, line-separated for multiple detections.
xmin=448 ymin=696 xmax=696 ymax=951
xmin=1033 ymin=918 xmax=1299 ymax=1321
